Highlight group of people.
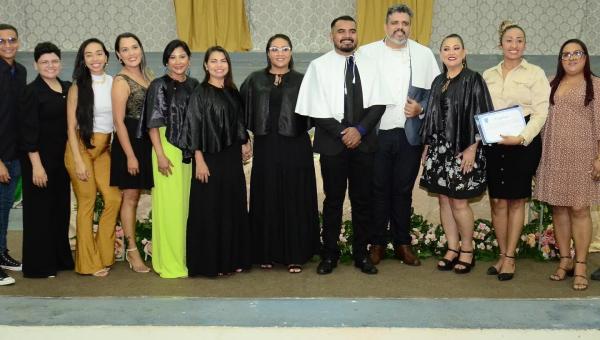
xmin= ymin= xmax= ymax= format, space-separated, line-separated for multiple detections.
xmin=1 ymin=3 xmax=599 ymax=292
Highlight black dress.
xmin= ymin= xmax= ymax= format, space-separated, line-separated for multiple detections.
xmin=419 ymin=69 xmax=494 ymax=199
xmin=110 ymin=74 xmax=153 ymax=189
xmin=18 ymin=76 xmax=74 ymax=278
xmin=179 ymin=83 xmax=251 ymax=277
xmin=241 ymin=70 xmax=319 ymax=265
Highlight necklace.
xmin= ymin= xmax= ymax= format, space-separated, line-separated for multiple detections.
xmin=92 ymin=74 xmax=106 ymax=85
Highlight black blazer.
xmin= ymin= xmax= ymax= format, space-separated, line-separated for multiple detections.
xmin=313 ymin=105 xmax=385 ymax=156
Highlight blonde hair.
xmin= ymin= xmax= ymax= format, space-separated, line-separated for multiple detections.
xmin=498 ymin=20 xmax=526 ymax=46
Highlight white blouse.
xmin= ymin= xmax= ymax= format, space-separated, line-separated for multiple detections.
xmin=92 ymin=73 xmax=114 ymax=133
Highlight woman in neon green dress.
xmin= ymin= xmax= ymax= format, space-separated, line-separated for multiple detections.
xmin=139 ymin=40 xmax=198 ymax=278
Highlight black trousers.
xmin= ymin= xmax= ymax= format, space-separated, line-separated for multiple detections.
xmin=21 ymin=159 xmax=74 ymax=278
xmin=372 ymin=128 xmax=422 ymax=246
xmin=319 ymin=148 xmax=373 ymax=261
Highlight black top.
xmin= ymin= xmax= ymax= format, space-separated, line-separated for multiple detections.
xmin=19 ymin=76 xmax=71 ymax=170
xmin=0 ymin=59 xmax=27 ymax=161
xmin=240 ymin=69 xmax=310 ymax=137
xmin=137 ymin=74 xmax=200 ymax=148
xmin=420 ymin=68 xmax=494 ymax=155
xmin=179 ymin=83 xmax=248 ymax=155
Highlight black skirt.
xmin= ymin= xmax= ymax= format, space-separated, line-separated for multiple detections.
xmin=186 ymin=142 xmax=251 ymax=277
xmin=249 ymin=131 xmax=320 ymax=265
xmin=110 ymin=117 xmax=154 ymax=190
xmin=485 ymin=134 xmax=542 ymax=199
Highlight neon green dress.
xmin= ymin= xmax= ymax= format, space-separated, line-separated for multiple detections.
xmin=151 ymin=127 xmax=191 ymax=278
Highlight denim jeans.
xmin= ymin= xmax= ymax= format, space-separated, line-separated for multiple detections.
xmin=0 ymin=159 xmax=20 ymax=252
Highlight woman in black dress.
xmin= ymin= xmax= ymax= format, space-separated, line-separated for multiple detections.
xmin=19 ymin=42 xmax=74 ymax=278
xmin=240 ymin=34 xmax=319 ymax=273
xmin=110 ymin=32 xmax=153 ymax=273
xmin=179 ymin=46 xmax=252 ymax=277
xmin=420 ymin=34 xmax=494 ymax=274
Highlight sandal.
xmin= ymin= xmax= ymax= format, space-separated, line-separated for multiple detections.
xmin=260 ymin=263 xmax=273 ymax=269
xmin=549 ymin=255 xmax=574 ymax=281
xmin=92 ymin=268 xmax=109 ymax=277
xmin=486 ymin=253 xmax=504 ymax=275
xmin=288 ymin=264 xmax=302 ymax=273
xmin=498 ymin=254 xmax=515 ymax=281
xmin=454 ymin=248 xmax=475 ymax=274
xmin=437 ymin=248 xmax=459 ymax=271
xmin=126 ymin=247 xmax=151 ymax=273
xmin=573 ymin=260 xmax=589 ymax=291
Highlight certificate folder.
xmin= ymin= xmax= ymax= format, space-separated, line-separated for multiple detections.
xmin=474 ymin=105 xmax=526 ymax=145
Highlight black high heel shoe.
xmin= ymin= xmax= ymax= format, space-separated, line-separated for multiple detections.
xmin=549 ymin=255 xmax=574 ymax=281
xmin=497 ymin=254 xmax=515 ymax=281
xmin=486 ymin=253 xmax=504 ymax=275
xmin=573 ymin=260 xmax=589 ymax=291
xmin=454 ymin=248 xmax=475 ymax=274
xmin=437 ymin=248 xmax=459 ymax=271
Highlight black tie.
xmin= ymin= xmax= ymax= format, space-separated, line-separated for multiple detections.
xmin=344 ymin=55 xmax=355 ymax=123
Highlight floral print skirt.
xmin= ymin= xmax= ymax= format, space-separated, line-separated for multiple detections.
xmin=420 ymin=133 xmax=486 ymax=199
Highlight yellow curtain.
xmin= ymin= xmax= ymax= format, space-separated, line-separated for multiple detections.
xmin=173 ymin=0 xmax=252 ymax=52
xmin=356 ymin=0 xmax=434 ymax=46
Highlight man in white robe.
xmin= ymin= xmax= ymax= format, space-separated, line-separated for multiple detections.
xmin=359 ymin=4 xmax=440 ymax=267
xmin=296 ymin=15 xmax=392 ymax=275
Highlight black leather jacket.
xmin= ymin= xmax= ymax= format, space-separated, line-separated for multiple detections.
xmin=240 ymin=69 xmax=311 ymax=137
xmin=137 ymin=74 xmax=199 ymax=148
xmin=178 ymin=82 xmax=248 ymax=156
xmin=420 ymin=68 xmax=494 ymax=154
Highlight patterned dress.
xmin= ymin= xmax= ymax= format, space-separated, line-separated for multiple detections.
xmin=420 ymin=91 xmax=487 ymax=199
xmin=534 ymin=77 xmax=600 ymax=207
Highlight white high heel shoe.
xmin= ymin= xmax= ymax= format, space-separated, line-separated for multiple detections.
xmin=126 ymin=248 xmax=151 ymax=273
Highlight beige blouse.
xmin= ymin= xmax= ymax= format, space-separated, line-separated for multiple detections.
xmin=482 ymin=59 xmax=550 ymax=145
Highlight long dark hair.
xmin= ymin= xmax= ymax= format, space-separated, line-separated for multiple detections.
xmin=72 ymin=38 xmax=109 ymax=149
xmin=550 ymin=39 xmax=595 ymax=106
xmin=202 ymin=45 xmax=236 ymax=90
xmin=440 ymin=33 xmax=468 ymax=75
xmin=114 ymin=32 xmax=153 ymax=81
xmin=265 ymin=33 xmax=294 ymax=71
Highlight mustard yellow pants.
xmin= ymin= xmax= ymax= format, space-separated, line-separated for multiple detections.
xmin=65 ymin=133 xmax=122 ymax=274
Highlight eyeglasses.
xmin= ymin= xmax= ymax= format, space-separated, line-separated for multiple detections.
xmin=0 ymin=37 xmax=18 ymax=46
xmin=268 ymin=46 xmax=291 ymax=53
xmin=38 ymin=60 xmax=61 ymax=67
xmin=560 ymin=50 xmax=586 ymax=61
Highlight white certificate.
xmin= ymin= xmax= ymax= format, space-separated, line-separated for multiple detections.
xmin=474 ymin=106 xmax=526 ymax=145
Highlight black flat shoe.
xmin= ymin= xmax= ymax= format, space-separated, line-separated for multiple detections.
xmin=497 ymin=254 xmax=515 ymax=281
xmin=437 ymin=248 xmax=459 ymax=271
xmin=354 ymin=257 xmax=378 ymax=275
xmin=317 ymin=258 xmax=337 ymax=275
xmin=454 ymin=248 xmax=475 ymax=274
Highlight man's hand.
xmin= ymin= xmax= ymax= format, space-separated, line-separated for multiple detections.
xmin=0 ymin=161 xmax=10 ymax=184
xmin=341 ymin=127 xmax=361 ymax=149
xmin=404 ymin=98 xmax=422 ymax=118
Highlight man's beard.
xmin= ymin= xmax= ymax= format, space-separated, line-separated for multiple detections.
xmin=386 ymin=29 xmax=407 ymax=46
xmin=335 ymin=39 xmax=356 ymax=53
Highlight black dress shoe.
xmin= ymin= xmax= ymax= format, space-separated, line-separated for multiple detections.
xmin=591 ymin=267 xmax=600 ymax=281
xmin=317 ymin=258 xmax=337 ymax=275
xmin=354 ymin=257 xmax=378 ymax=274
